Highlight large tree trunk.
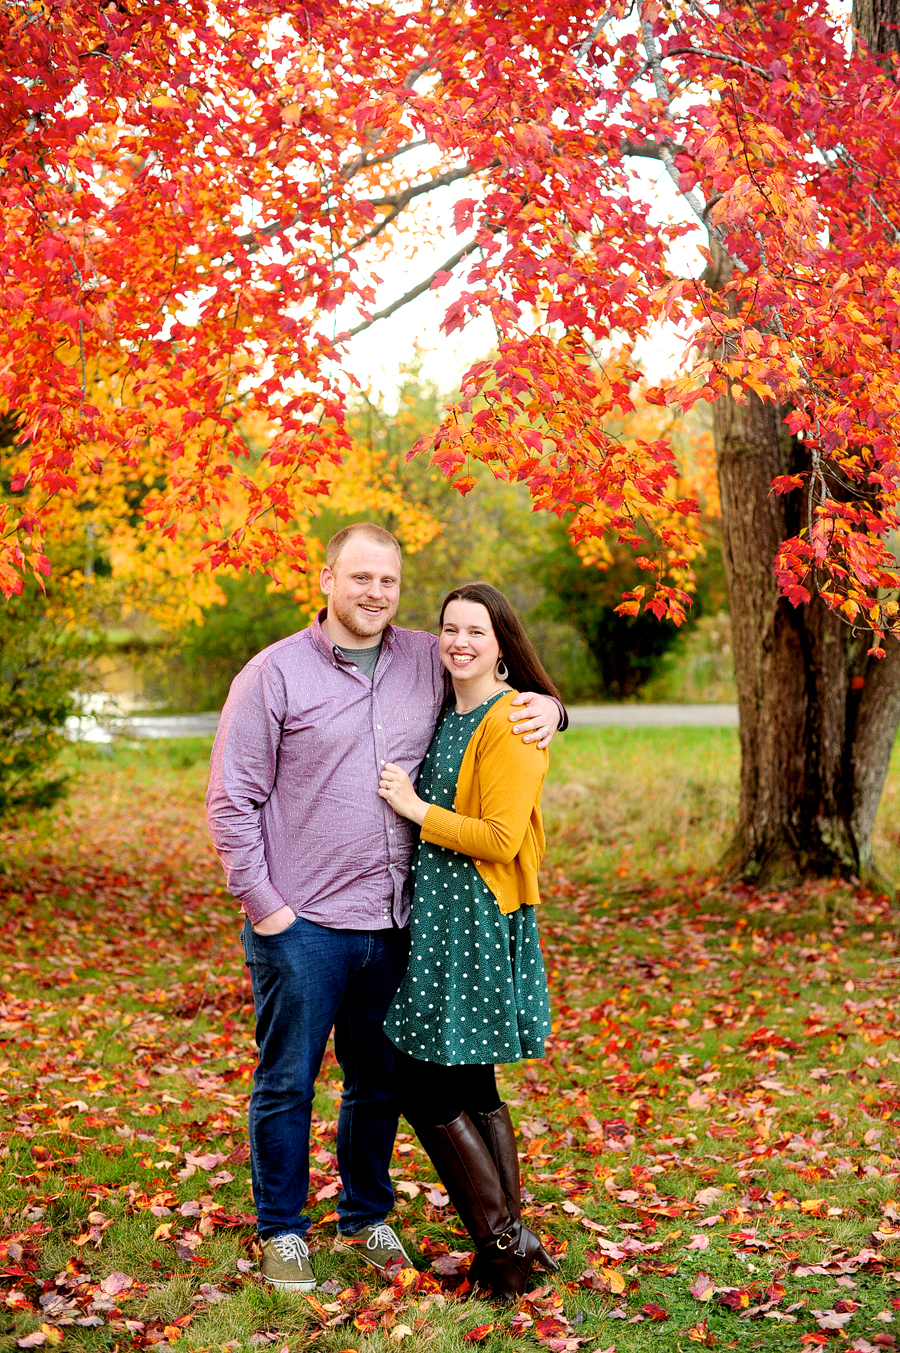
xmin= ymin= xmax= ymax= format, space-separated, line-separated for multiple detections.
xmin=715 ymin=387 xmax=900 ymax=884
xmin=853 ymin=0 xmax=900 ymax=60
xmin=711 ymin=0 xmax=900 ymax=885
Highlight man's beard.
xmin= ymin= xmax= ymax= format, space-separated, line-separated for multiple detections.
xmin=331 ymin=594 xmax=396 ymax=640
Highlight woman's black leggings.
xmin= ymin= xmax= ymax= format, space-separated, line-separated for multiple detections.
xmin=394 ymin=1048 xmax=502 ymax=1130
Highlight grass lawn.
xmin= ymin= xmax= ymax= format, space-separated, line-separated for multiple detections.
xmin=1 ymin=728 xmax=900 ymax=1352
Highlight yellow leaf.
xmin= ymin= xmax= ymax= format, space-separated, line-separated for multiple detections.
xmin=600 ymin=1265 xmax=626 ymax=1293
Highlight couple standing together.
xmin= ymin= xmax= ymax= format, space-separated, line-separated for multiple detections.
xmin=206 ymin=522 xmax=565 ymax=1303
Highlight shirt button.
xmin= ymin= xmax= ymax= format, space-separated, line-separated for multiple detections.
xmin=389 ymin=828 xmax=394 ymax=834
xmin=380 ymin=759 xmax=385 ymax=765
xmin=475 ymin=860 xmax=481 ymax=866
xmin=377 ymin=723 xmax=382 ymax=729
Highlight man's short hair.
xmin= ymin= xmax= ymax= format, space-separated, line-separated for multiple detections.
xmin=325 ymin=522 xmax=403 ymax=571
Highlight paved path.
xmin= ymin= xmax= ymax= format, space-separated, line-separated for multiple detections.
xmin=66 ymin=712 xmax=222 ymax=743
xmin=68 ymin=704 xmax=738 ymax=742
xmin=566 ymin=703 xmax=738 ymax=728
xmin=124 ymin=713 xmax=223 ymax=739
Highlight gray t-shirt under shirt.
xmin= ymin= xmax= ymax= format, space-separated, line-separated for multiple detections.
xmin=335 ymin=638 xmax=382 ymax=681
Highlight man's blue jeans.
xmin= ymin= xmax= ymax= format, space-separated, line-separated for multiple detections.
xmin=241 ymin=916 xmax=410 ymax=1240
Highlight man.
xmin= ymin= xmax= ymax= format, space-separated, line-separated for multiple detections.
xmin=206 ymin=523 xmax=563 ymax=1292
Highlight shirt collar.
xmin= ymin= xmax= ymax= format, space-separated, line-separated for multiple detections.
xmin=311 ymin=607 xmax=396 ymax=665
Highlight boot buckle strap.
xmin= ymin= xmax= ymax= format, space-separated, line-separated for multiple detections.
xmin=496 ymin=1227 xmax=526 ymax=1257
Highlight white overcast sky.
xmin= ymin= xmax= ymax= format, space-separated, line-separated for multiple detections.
xmin=336 ymin=156 xmax=705 ymax=410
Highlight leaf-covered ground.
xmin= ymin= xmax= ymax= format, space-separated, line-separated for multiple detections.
xmin=1 ymin=730 xmax=900 ymax=1353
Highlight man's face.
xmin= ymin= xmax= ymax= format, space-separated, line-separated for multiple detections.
xmin=320 ymin=539 xmax=402 ymax=644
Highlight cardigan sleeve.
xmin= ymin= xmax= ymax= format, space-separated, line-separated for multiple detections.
xmin=420 ymin=717 xmax=548 ymax=864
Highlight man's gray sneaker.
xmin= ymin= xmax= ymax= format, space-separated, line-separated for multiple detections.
xmin=260 ymin=1233 xmax=316 ymax=1291
xmin=337 ymin=1222 xmax=413 ymax=1272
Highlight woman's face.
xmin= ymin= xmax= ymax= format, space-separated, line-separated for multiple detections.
xmin=439 ymin=599 xmax=502 ymax=684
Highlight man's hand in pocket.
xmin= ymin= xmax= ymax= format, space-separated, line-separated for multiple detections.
xmin=252 ymin=905 xmax=297 ymax=935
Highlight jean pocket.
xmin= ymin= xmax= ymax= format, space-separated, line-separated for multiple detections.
xmin=250 ymin=915 xmax=301 ymax=941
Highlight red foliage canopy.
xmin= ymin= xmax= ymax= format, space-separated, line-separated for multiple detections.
xmin=2 ymin=1 xmax=899 ymax=633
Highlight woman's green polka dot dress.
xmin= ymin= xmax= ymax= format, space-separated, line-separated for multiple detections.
xmin=387 ymin=692 xmax=552 ymax=1066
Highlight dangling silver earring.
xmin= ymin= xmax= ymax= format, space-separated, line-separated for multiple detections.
xmin=495 ymin=658 xmax=509 ymax=681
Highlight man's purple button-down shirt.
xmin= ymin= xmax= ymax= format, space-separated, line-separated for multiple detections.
xmin=206 ymin=611 xmax=446 ymax=930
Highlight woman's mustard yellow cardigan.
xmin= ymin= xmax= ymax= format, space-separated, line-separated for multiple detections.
xmin=418 ymin=690 xmax=548 ymax=915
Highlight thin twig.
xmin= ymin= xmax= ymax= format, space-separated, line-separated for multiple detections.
xmin=403 ymin=55 xmax=437 ymax=90
xmin=867 ymin=192 xmax=900 ymax=244
xmin=575 ymin=8 xmax=613 ymax=63
xmin=235 ymin=164 xmax=481 ymax=260
xmin=833 ymin=148 xmax=900 ymax=243
xmin=638 ymin=6 xmax=748 ymax=272
xmin=338 ymin=238 xmax=480 ymax=340
xmin=340 ymin=138 xmax=428 ymax=180
xmin=345 ymin=205 xmax=403 ymax=253
xmin=367 ymin=162 xmax=483 ymax=209
xmin=668 ymin=45 xmax=773 ymax=79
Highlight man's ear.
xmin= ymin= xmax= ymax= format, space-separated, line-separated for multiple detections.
xmin=320 ymin=565 xmax=333 ymax=597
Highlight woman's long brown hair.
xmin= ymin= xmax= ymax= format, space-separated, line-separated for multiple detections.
xmin=439 ymin=582 xmax=563 ymax=703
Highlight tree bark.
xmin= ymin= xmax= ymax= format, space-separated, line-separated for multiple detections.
xmin=715 ymin=388 xmax=900 ymax=884
xmin=710 ymin=0 xmax=900 ymax=886
xmin=853 ymin=0 xmax=900 ymax=61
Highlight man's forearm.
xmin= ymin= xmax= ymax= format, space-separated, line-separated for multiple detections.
xmin=206 ymin=776 xmax=285 ymax=922
xmin=240 ymin=879 xmax=291 ymax=926
xmin=206 ymin=665 xmax=287 ymax=923
xmin=550 ymin=695 xmax=568 ymax=732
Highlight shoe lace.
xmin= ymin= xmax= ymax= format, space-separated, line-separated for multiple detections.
xmin=365 ymin=1223 xmax=403 ymax=1253
xmin=272 ymin=1233 xmax=310 ymax=1264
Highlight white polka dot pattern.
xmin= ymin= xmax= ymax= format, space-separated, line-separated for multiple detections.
xmin=385 ymin=693 xmax=552 ymax=1066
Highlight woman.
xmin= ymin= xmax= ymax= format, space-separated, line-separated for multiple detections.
xmin=378 ymin=582 xmax=562 ymax=1302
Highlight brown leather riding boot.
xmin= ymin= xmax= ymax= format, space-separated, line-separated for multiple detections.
xmin=471 ymin=1104 xmax=559 ymax=1271
xmin=417 ymin=1111 xmax=554 ymax=1302
xmin=471 ymin=1104 xmax=522 ymax=1220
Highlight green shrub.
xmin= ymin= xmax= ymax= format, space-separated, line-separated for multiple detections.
xmin=0 ymin=585 xmax=92 ymax=817
xmin=534 ymin=522 xmax=729 ymax=700
xmin=139 ymin=572 xmax=301 ymax=713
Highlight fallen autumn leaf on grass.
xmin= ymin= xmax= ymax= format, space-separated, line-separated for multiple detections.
xmin=463 ymin=1323 xmax=495 ymax=1341
xmin=688 ymin=1272 xmax=716 ymax=1302
xmin=0 ymin=732 xmax=898 ymax=1352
